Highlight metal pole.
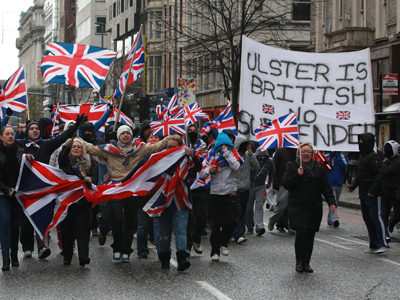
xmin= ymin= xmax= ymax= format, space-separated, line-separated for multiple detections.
xmin=174 ymin=0 xmax=178 ymax=94
xmin=379 ymin=72 xmax=383 ymax=112
xmin=101 ymin=24 xmax=104 ymax=48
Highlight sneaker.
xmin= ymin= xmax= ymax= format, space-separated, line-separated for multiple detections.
xmin=211 ymin=254 xmax=220 ymax=261
xmin=24 ymin=250 xmax=32 ymax=258
xmin=138 ymin=252 xmax=148 ymax=259
xmin=91 ymin=228 xmax=99 ymax=236
xmin=98 ymin=232 xmax=106 ymax=246
xmin=112 ymin=252 xmax=122 ymax=262
xmin=38 ymin=247 xmax=51 ymax=259
xmin=268 ymin=223 xmax=274 ymax=231
xmin=122 ymin=254 xmax=130 ymax=262
xmin=229 ymin=237 xmax=235 ymax=243
xmin=193 ymin=242 xmax=203 ymax=254
xmin=372 ymin=247 xmax=388 ymax=254
xmin=256 ymin=228 xmax=266 ymax=236
xmin=220 ymin=246 xmax=229 ymax=256
xmin=333 ymin=220 xmax=340 ymax=228
xmin=277 ymin=227 xmax=286 ymax=233
xmin=236 ymin=236 xmax=247 ymax=244
xmin=246 ymin=228 xmax=254 ymax=234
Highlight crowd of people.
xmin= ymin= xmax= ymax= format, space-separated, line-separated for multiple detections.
xmin=0 ymin=107 xmax=398 ymax=275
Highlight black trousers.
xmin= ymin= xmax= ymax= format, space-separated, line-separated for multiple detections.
xmin=294 ymin=227 xmax=316 ymax=264
xmin=209 ymin=194 xmax=237 ymax=256
xmin=187 ymin=189 xmax=208 ymax=248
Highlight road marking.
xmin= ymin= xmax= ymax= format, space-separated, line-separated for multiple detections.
xmin=331 ymin=235 xmax=369 ymax=246
xmin=196 ymin=281 xmax=232 ymax=300
xmin=315 ymin=238 xmax=353 ymax=250
xmin=380 ymin=258 xmax=400 ymax=266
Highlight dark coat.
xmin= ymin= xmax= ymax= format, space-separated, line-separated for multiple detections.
xmin=283 ymin=160 xmax=335 ymax=232
xmin=0 ymin=143 xmax=24 ymax=195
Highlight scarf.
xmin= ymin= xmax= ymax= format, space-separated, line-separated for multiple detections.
xmin=98 ymin=139 xmax=145 ymax=165
xmin=295 ymin=157 xmax=316 ymax=181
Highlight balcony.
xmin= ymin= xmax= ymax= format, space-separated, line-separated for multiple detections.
xmin=323 ymin=27 xmax=374 ymax=53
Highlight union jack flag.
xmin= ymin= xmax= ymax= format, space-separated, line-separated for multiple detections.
xmin=113 ymin=33 xmax=145 ymax=100
xmin=0 ymin=66 xmax=28 ymax=118
xmin=255 ymin=113 xmax=300 ymax=150
xmin=201 ymin=103 xmax=237 ymax=136
xmin=15 ymin=155 xmax=85 ymax=245
xmin=83 ymin=146 xmax=190 ymax=206
xmin=262 ymin=104 xmax=275 ymax=115
xmin=184 ymin=101 xmax=207 ymax=126
xmin=150 ymin=109 xmax=186 ymax=136
xmin=41 ymin=43 xmax=117 ymax=91
xmin=167 ymin=94 xmax=179 ymax=115
xmin=51 ymin=103 xmax=60 ymax=136
xmin=155 ymin=104 xmax=168 ymax=120
xmin=336 ymin=111 xmax=351 ymax=120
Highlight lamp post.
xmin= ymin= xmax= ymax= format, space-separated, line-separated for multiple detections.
xmin=95 ymin=22 xmax=105 ymax=48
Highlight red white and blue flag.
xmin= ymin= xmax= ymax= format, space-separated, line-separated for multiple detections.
xmin=336 ymin=111 xmax=351 ymax=120
xmin=262 ymin=103 xmax=275 ymax=115
xmin=183 ymin=101 xmax=207 ymax=126
xmin=15 ymin=155 xmax=86 ymax=245
xmin=201 ymin=104 xmax=237 ymax=136
xmin=0 ymin=66 xmax=28 ymax=118
xmin=41 ymin=43 xmax=117 ymax=91
xmin=51 ymin=103 xmax=60 ymax=136
xmin=150 ymin=109 xmax=186 ymax=136
xmin=113 ymin=33 xmax=145 ymax=100
xmin=255 ymin=113 xmax=300 ymax=150
xmin=155 ymin=94 xmax=180 ymax=120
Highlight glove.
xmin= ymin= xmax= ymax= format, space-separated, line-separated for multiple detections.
xmin=65 ymin=138 xmax=73 ymax=148
xmin=75 ymin=114 xmax=88 ymax=128
xmin=48 ymin=105 xmax=54 ymax=113
xmin=107 ymin=102 xmax=114 ymax=110
xmin=7 ymin=188 xmax=15 ymax=198
xmin=6 ymin=107 xmax=12 ymax=117
xmin=26 ymin=154 xmax=35 ymax=161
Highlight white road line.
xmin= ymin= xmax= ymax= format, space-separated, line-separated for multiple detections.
xmin=380 ymin=258 xmax=400 ymax=267
xmin=315 ymin=238 xmax=353 ymax=250
xmin=331 ymin=235 xmax=369 ymax=246
xmin=196 ymin=281 xmax=232 ymax=300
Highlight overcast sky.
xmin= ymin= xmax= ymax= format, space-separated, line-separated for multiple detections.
xmin=0 ymin=0 xmax=35 ymax=80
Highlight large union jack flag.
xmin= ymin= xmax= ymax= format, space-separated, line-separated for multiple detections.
xmin=201 ymin=103 xmax=237 ymax=136
xmin=15 ymin=155 xmax=86 ymax=246
xmin=150 ymin=109 xmax=186 ymax=136
xmin=262 ymin=103 xmax=275 ymax=115
xmin=0 ymin=66 xmax=28 ymax=118
xmin=336 ymin=111 xmax=351 ymax=120
xmin=113 ymin=33 xmax=145 ymax=100
xmin=255 ymin=113 xmax=300 ymax=150
xmin=184 ymin=101 xmax=207 ymax=126
xmin=41 ymin=43 xmax=117 ymax=91
xmin=56 ymin=103 xmax=134 ymax=138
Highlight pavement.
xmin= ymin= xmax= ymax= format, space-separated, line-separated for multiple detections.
xmin=337 ymin=186 xmax=361 ymax=210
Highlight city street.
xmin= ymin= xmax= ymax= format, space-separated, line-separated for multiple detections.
xmin=1 ymin=204 xmax=400 ymax=300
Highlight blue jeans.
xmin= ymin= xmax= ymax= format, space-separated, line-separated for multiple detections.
xmin=137 ymin=208 xmax=150 ymax=255
xmin=156 ymin=209 xmax=189 ymax=254
xmin=0 ymin=195 xmax=22 ymax=259
xmin=232 ymin=190 xmax=249 ymax=240
xmin=361 ymin=196 xmax=388 ymax=249
xmin=328 ymin=186 xmax=341 ymax=224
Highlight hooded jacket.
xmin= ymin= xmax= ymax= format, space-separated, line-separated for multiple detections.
xmin=234 ymin=135 xmax=259 ymax=191
xmin=80 ymin=122 xmax=104 ymax=145
xmin=250 ymin=147 xmax=274 ymax=188
xmin=272 ymin=147 xmax=297 ymax=190
xmin=15 ymin=121 xmax=77 ymax=164
xmin=348 ymin=133 xmax=382 ymax=198
xmin=382 ymin=140 xmax=400 ymax=192
xmin=201 ymin=132 xmax=240 ymax=195
xmin=325 ymin=152 xmax=347 ymax=187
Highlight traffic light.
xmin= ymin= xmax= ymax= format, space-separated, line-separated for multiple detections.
xmin=138 ymin=95 xmax=150 ymax=122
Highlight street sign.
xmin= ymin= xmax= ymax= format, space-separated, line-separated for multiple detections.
xmin=382 ymin=73 xmax=398 ymax=95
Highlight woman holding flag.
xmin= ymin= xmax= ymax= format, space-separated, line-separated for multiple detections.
xmin=283 ymin=142 xmax=336 ymax=273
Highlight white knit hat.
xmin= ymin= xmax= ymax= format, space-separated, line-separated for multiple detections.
xmin=117 ymin=125 xmax=133 ymax=139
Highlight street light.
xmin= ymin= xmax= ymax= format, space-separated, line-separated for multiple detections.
xmin=95 ymin=22 xmax=106 ymax=48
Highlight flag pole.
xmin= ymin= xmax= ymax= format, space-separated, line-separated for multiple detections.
xmin=113 ymin=24 xmax=143 ymax=132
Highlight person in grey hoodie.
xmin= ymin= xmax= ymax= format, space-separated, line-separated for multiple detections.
xmin=247 ymin=147 xmax=274 ymax=236
xmin=231 ymin=136 xmax=259 ymax=243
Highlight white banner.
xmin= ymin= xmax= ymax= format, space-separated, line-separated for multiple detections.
xmin=238 ymin=36 xmax=375 ymax=152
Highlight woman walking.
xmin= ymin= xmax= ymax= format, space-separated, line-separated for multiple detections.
xmin=283 ymin=142 xmax=336 ymax=273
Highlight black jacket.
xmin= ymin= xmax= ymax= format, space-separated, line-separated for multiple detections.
xmin=0 ymin=143 xmax=24 ymax=195
xmin=283 ymin=160 xmax=335 ymax=232
xmin=382 ymin=154 xmax=400 ymax=193
xmin=348 ymin=133 xmax=382 ymax=198
xmin=272 ymin=147 xmax=297 ymax=190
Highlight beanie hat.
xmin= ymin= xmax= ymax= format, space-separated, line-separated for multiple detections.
xmin=117 ymin=125 xmax=133 ymax=139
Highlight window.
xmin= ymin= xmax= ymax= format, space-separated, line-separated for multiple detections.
xmin=76 ymin=17 xmax=91 ymax=42
xmin=339 ymin=0 xmax=343 ymax=19
xmin=121 ymin=0 xmax=124 ymax=13
xmin=96 ymin=17 xmax=106 ymax=34
xmin=149 ymin=11 xmax=162 ymax=39
xmin=148 ymin=55 xmax=162 ymax=92
xmin=77 ymin=0 xmax=90 ymax=13
xmin=292 ymin=0 xmax=310 ymax=21
xmin=113 ymin=2 xmax=116 ymax=18
xmin=117 ymin=23 xmax=120 ymax=37
xmin=125 ymin=18 xmax=128 ymax=34
xmin=130 ymin=0 xmax=133 ymax=7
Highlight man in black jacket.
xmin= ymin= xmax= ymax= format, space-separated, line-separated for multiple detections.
xmin=348 ymin=133 xmax=388 ymax=253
